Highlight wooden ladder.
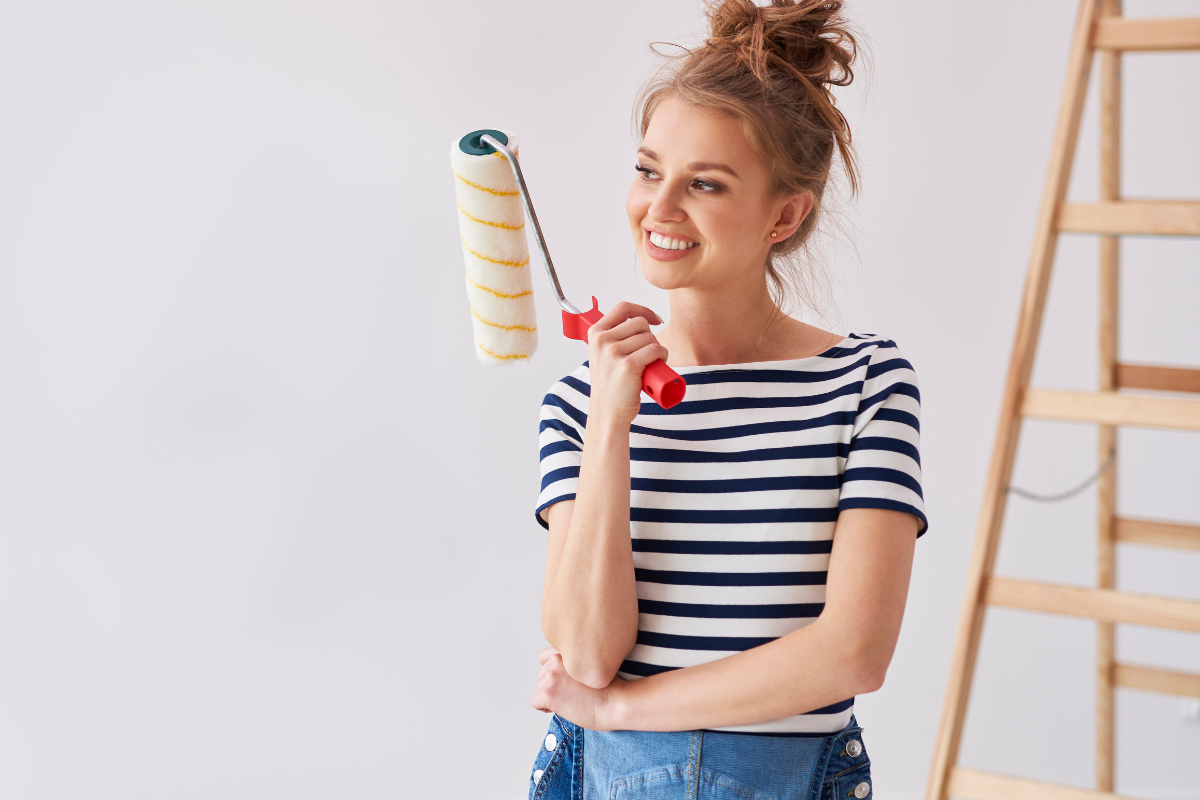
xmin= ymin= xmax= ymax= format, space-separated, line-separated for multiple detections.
xmin=926 ymin=2 xmax=1200 ymax=800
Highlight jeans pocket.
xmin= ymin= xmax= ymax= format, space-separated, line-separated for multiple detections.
xmin=698 ymin=767 xmax=777 ymax=800
xmin=609 ymin=765 xmax=689 ymax=800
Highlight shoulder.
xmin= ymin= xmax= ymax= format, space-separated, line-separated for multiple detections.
xmin=832 ymin=334 xmax=918 ymax=384
xmin=539 ymin=362 xmax=591 ymax=430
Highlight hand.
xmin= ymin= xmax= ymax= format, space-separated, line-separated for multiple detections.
xmin=586 ymin=302 xmax=668 ymax=426
xmin=531 ymin=646 xmax=625 ymax=731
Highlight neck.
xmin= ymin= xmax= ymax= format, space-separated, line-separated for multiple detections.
xmin=658 ymin=273 xmax=825 ymax=367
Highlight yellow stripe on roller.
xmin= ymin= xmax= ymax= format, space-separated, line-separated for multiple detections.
xmin=457 ymin=201 xmax=524 ymax=230
xmin=465 ymin=273 xmax=533 ymax=299
xmin=474 ymin=340 xmax=530 ymax=360
xmin=461 ymin=238 xmax=529 ymax=268
xmin=471 ymin=307 xmax=537 ymax=332
xmin=454 ymin=172 xmax=519 ymax=197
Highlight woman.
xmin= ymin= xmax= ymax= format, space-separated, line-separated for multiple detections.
xmin=528 ymin=2 xmax=926 ymax=798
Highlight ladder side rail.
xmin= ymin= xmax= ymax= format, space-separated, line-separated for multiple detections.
xmin=924 ymin=1 xmax=1102 ymax=797
xmin=1095 ymin=0 xmax=1121 ymax=788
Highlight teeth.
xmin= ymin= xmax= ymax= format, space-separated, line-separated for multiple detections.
xmin=649 ymin=232 xmax=697 ymax=251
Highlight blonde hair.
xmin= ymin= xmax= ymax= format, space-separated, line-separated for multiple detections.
xmin=636 ymin=0 xmax=860 ymax=314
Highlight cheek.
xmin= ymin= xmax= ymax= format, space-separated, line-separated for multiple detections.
xmin=626 ymin=185 xmax=649 ymax=233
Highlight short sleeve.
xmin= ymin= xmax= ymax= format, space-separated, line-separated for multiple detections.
xmin=534 ymin=370 xmax=590 ymax=530
xmin=838 ymin=342 xmax=928 ymax=536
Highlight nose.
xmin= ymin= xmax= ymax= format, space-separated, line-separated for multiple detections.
xmin=647 ymin=179 xmax=687 ymax=224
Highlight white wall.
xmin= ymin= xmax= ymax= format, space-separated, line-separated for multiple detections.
xmin=1 ymin=1 xmax=1197 ymax=797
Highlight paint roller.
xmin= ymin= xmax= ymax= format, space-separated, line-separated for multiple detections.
xmin=451 ymin=128 xmax=687 ymax=409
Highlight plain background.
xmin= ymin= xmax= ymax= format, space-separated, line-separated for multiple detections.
xmin=1 ymin=0 xmax=1197 ymax=797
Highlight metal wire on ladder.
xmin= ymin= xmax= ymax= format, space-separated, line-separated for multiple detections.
xmin=1005 ymin=451 xmax=1116 ymax=503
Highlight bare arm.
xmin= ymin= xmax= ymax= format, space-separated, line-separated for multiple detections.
xmin=539 ymin=303 xmax=669 ymax=689
xmin=533 ymin=507 xmax=918 ymax=729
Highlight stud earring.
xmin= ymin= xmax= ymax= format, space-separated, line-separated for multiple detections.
xmin=771 ymin=232 xmax=778 ymax=238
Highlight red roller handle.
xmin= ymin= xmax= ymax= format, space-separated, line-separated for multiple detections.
xmin=561 ymin=297 xmax=687 ymax=409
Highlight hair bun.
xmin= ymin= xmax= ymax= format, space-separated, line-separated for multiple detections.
xmin=706 ymin=0 xmax=856 ymax=88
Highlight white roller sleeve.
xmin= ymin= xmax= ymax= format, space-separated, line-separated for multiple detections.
xmin=450 ymin=131 xmax=538 ymax=364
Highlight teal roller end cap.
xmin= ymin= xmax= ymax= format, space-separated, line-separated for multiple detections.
xmin=458 ymin=129 xmax=508 ymax=155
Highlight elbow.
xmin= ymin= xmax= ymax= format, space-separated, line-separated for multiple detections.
xmin=561 ymin=654 xmax=622 ymax=689
xmin=541 ymin=619 xmax=636 ymax=690
xmin=843 ymin=636 xmax=894 ymax=696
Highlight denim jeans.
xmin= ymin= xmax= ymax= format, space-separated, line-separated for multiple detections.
xmin=527 ymin=713 xmax=872 ymax=800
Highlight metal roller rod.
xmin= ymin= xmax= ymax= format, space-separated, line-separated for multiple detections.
xmin=479 ymin=133 xmax=581 ymax=315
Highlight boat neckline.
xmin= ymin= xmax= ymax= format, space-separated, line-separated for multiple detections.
xmin=669 ymin=334 xmax=861 ymax=373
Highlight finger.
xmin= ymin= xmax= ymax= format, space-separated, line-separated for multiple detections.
xmin=530 ymin=687 xmax=551 ymax=713
xmin=627 ymin=342 xmax=671 ymax=368
xmin=591 ymin=301 xmax=663 ymax=332
xmin=594 ymin=315 xmax=651 ymax=346
xmin=537 ymin=646 xmax=560 ymax=665
xmin=611 ymin=331 xmax=660 ymax=357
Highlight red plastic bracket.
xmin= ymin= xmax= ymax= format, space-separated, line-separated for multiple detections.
xmin=561 ymin=297 xmax=687 ymax=409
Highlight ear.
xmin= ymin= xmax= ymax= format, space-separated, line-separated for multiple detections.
xmin=768 ymin=190 xmax=815 ymax=242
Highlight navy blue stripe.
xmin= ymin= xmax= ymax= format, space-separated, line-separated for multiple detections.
xmin=631 ymin=475 xmax=840 ymax=494
xmin=637 ymin=380 xmax=863 ymax=416
xmin=560 ymin=374 xmax=591 ymax=397
xmin=873 ymin=407 xmax=919 ymax=432
xmin=635 ymin=569 xmax=828 ymax=586
xmin=538 ymin=418 xmax=583 ymax=444
xmin=842 ymin=466 xmax=923 ymax=498
xmin=865 ymin=357 xmax=914 ymax=382
xmin=630 ymin=443 xmax=849 ymax=463
xmin=540 ymin=439 xmax=581 ymax=460
xmin=859 ymin=381 xmax=920 ymax=416
xmin=639 ymin=599 xmax=825 ymax=618
xmin=540 ymin=466 xmax=580 ymax=492
xmin=630 ymin=411 xmax=855 ymax=442
xmin=542 ymin=394 xmax=588 ymax=428
xmin=637 ymin=630 xmax=775 ymax=651
xmin=849 ymin=436 xmax=920 ymax=467
xmin=631 ymin=507 xmax=840 ymax=525
xmin=631 ymin=539 xmax=832 ymax=555
xmin=618 ymin=659 xmax=677 ymax=677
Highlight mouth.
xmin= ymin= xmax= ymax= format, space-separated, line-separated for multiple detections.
xmin=644 ymin=229 xmax=699 ymax=262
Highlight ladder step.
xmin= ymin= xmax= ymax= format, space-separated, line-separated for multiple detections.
xmin=949 ymin=767 xmax=1140 ymax=800
xmin=1058 ymin=201 xmax=1200 ymax=236
xmin=985 ymin=578 xmax=1200 ymax=633
xmin=1094 ymin=17 xmax=1200 ymax=51
xmin=1115 ymin=663 xmax=1200 ymax=699
xmin=1115 ymin=363 xmax=1200 ymax=394
xmin=1022 ymin=389 xmax=1200 ymax=430
xmin=1115 ymin=517 xmax=1200 ymax=552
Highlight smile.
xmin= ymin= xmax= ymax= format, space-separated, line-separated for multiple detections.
xmin=648 ymin=231 xmax=699 ymax=250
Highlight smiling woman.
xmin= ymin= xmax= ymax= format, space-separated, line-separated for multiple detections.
xmin=526 ymin=2 xmax=925 ymax=799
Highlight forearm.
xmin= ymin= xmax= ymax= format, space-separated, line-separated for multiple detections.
xmin=606 ymin=618 xmax=883 ymax=732
xmin=541 ymin=416 xmax=639 ymax=686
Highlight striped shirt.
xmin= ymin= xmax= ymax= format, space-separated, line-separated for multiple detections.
xmin=535 ymin=334 xmax=926 ymax=735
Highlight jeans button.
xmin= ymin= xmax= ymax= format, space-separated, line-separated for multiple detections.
xmin=846 ymin=739 xmax=863 ymax=757
xmin=533 ymin=769 xmax=544 ymax=783
xmin=853 ymin=780 xmax=871 ymax=798
xmin=545 ymin=733 xmax=558 ymax=751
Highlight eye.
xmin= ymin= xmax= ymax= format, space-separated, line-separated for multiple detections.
xmin=692 ymin=177 xmax=722 ymax=193
xmin=635 ymin=164 xmax=659 ymax=180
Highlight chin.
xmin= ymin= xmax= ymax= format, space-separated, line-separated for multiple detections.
xmin=638 ymin=248 xmax=703 ymax=291
xmin=639 ymin=256 xmax=692 ymax=291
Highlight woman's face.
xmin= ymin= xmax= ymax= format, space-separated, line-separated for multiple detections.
xmin=626 ymin=95 xmax=808 ymax=293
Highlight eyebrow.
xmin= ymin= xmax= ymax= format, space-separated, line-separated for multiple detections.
xmin=637 ymin=147 xmax=741 ymax=180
